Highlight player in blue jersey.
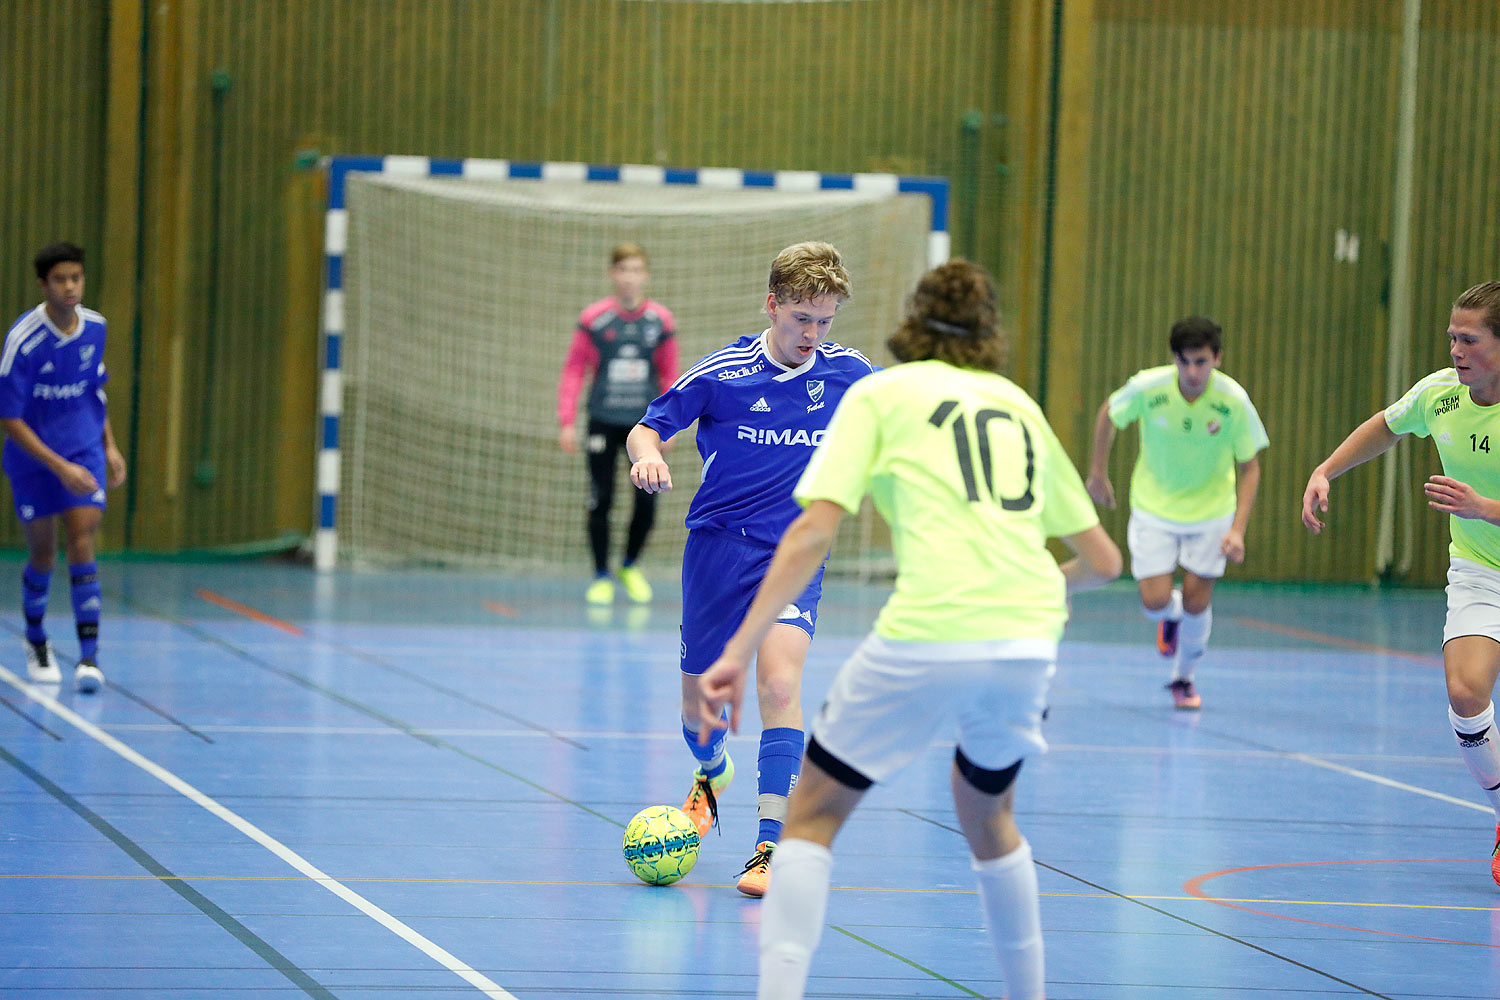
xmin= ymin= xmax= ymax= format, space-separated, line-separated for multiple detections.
xmin=627 ymin=241 xmax=875 ymax=896
xmin=0 ymin=244 xmax=127 ymax=692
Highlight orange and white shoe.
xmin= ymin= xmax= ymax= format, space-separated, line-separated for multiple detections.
xmin=681 ymin=755 xmax=734 ymax=839
xmin=736 ymin=841 xmax=775 ymax=897
xmin=1490 ymin=825 xmax=1500 ymax=887
xmin=1166 ymin=678 xmax=1201 ymax=711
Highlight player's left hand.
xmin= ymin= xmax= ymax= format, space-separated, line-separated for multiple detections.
xmin=697 ymin=654 xmax=748 ymax=744
xmin=1425 ymin=475 xmax=1497 ymax=522
xmin=105 ymin=446 xmax=127 ymax=488
xmin=1220 ymin=529 xmax=1246 ymax=564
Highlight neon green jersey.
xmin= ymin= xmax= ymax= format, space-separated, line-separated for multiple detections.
xmin=1107 ymin=366 xmax=1269 ymax=523
xmin=794 ymin=360 xmax=1098 ymax=643
xmin=1384 ymin=368 xmax=1500 ymax=570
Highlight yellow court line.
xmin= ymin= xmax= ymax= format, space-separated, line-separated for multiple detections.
xmin=6 ymin=873 xmax=1497 ymax=912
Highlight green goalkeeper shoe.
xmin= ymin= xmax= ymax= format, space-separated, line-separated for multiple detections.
xmin=617 ymin=566 xmax=653 ymax=604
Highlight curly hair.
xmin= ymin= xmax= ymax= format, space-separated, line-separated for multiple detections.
xmin=886 ymin=259 xmax=1004 ymax=372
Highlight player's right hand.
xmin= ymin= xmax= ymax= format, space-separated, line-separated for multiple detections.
xmin=631 ymin=456 xmax=672 ymax=494
xmin=558 ymin=425 xmax=577 ymax=454
xmin=1301 ymin=472 xmax=1330 ymax=534
xmin=698 ymin=655 xmax=746 ymax=743
xmin=1086 ymin=474 xmax=1116 ymax=509
xmin=57 ymin=461 xmax=99 ymax=496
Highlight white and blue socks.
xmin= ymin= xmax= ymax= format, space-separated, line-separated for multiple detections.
xmin=683 ymin=712 xmax=730 ymax=782
xmin=21 ymin=564 xmax=50 ymax=647
xmin=1450 ymin=702 xmax=1500 ymax=817
xmin=757 ymin=727 xmax=803 ymax=844
xmin=69 ymin=562 xmax=101 ymax=663
xmin=973 ymin=840 xmax=1046 ymax=1000
xmin=758 ymin=837 xmax=832 ymax=1000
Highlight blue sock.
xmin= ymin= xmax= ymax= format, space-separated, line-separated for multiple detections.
xmin=683 ymin=712 xmax=729 ymax=780
xmin=69 ymin=562 xmax=100 ymax=662
xmin=22 ymin=564 xmax=51 ymax=644
xmin=757 ymin=727 xmax=804 ymax=844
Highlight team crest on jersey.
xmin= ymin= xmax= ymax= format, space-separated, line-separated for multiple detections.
xmin=1207 ymin=420 xmax=1222 ymax=436
xmin=806 ymin=380 xmax=824 ymax=403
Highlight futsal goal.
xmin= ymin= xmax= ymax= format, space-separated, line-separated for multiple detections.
xmin=316 ymin=156 xmax=948 ymax=574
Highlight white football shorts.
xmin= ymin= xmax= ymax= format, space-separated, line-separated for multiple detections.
xmin=809 ymin=634 xmax=1057 ymax=786
xmin=1443 ymin=557 xmax=1500 ymax=646
xmin=1127 ymin=509 xmax=1236 ymax=580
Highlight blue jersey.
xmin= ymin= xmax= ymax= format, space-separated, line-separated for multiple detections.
xmin=641 ymin=330 xmax=877 ymax=546
xmin=0 ymin=304 xmax=110 ymax=479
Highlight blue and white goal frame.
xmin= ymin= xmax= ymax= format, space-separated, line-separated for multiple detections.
xmin=314 ymin=154 xmax=951 ymax=570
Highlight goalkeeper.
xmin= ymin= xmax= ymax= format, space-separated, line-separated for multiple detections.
xmin=557 ymin=243 xmax=679 ymax=606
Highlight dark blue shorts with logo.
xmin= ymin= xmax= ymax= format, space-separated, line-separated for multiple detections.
xmin=7 ymin=448 xmax=107 ymax=522
xmin=679 ymin=527 xmax=824 ymax=676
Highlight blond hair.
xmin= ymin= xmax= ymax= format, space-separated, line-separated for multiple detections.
xmin=767 ymin=241 xmax=851 ymax=304
xmin=1455 ymin=281 xmax=1500 ymax=338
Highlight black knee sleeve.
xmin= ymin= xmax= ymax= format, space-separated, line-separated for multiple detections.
xmin=807 ymin=735 xmax=874 ymax=791
xmin=955 ymin=747 xmax=1022 ymax=795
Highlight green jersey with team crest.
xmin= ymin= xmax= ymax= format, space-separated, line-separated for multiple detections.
xmin=1107 ymin=365 xmax=1269 ymax=523
xmin=1384 ymin=368 xmax=1500 ymax=570
xmin=794 ymin=360 xmax=1099 ymax=643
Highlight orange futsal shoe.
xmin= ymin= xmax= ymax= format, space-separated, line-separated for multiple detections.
xmin=1166 ymin=678 xmax=1201 ymax=711
xmin=1156 ymin=618 xmax=1181 ymax=657
xmin=736 ymin=841 xmax=775 ymax=897
xmin=1490 ymin=825 xmax=1500 ymax=887
xmin=681 ymin=755 xmax=734 ymax=839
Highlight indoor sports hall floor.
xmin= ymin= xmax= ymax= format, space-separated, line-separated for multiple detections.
xmin=0 ymin=553 xmax=1495 ymax=999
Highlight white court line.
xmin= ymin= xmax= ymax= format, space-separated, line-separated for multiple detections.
xmin=1288 ymin=751 xmax=1491 ymax=813
xmin=0 ymin=665 xmax=518 ymax=999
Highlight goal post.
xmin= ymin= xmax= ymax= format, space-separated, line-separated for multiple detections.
xmin=316 ymin=155 xmax=949 ymax=573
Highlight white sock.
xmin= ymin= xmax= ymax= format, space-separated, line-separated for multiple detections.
xmin=1174 ymin=605 xmax=1212 ymax=680
xmin=972 ymin=840 xmax=1045 ymax=1000
xmin=1449 ymin=703 xmax=1500 ymax=819
xmin=758 ymin=838 xmax=832 ymax=1000
xmin=1142 ymin=588 xmax=1183 ymax=622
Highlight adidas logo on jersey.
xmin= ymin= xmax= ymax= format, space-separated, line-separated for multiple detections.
xmin=39 ymin=362 xmax=54 ymax=374
xmin=750 ymin=397 xmax=771 ymax=412
xmin=1438 ymin=430 xmax=1453 ymax=445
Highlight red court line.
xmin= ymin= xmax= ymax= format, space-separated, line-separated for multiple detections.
xmin=1184 ymin=858 xmax=1495 ymax=947
xmin=482 ymin=600 xmax=520 ymax=619
xmin=1234 ymin=617 xmax=1442 ymax=667
xmin=196 ymin=589 xmax=305 ymax=636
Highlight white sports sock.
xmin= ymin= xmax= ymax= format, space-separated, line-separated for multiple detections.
xmin=1174 ymin=605 xmax=1212 ymax=680
xmin=1142 ymin=588 xmax=1183 ymax=622
xmin=758 ymin=838 xmax=832 ymax=1000
xmin=972 ymin=840 xmax=1045 ymax=1000
xmin=1449 ymin=702 xmax=1500 ymax=818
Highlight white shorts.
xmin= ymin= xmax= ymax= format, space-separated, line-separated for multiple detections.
xmin=1443 ymin=558 xmax=1500 ymax=645
xmin=809 ymin=634 xmax=1057 ymax=786
xmin=1127 ymin=509 xmax=1235 ymax=580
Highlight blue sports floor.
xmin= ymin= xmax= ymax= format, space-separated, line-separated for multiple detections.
xmin=0 ymin=554 xmax=1495 ymax=999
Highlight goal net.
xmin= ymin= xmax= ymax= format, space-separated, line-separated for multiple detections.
xmin=337 ymin=173 xmax=933 ymax=573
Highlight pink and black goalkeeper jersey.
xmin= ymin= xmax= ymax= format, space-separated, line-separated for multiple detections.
xmin=557 ymin=297 xmax=678 ymax=428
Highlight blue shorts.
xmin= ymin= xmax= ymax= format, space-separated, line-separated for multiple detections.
xmin=679 ymin=528 xmax=824 ymax=676
xmin=7 ymin=451 xmax=107 ymax=522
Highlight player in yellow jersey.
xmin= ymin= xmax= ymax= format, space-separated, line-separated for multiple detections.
xmin=1303 ymin=281 xmax=1500 ymax=887
xmin=697 ymin=260 xmax=1121 ymax=1000
xmin=1087 ymin=317 xmax=1269 ymax=710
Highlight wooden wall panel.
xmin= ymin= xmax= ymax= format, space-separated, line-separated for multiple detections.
xmin=0 ymin=1 xmax=111 ymax=549
xmin=1078 ymin=0 xmax=1400 ymax=582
